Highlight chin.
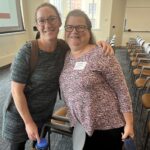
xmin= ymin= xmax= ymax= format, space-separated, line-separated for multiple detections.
xmin=70 ymin=46 xmax=80 ymax=51
xmin=47 ymin=35 xmax=57 ymax=41
xmin=69 ymin=41 xmax=80 ymax=46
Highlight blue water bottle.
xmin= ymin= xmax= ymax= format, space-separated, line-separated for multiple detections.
xmin=35 ymin=138 xmax=48 ymax=150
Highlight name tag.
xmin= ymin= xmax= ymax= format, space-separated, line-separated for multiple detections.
xmin=74 ymin=62 xmax=87 ymax=70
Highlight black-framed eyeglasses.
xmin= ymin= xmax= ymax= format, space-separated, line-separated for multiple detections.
xmin=36 ymin=16 xmax=57 ymax=26
xmin=64 ymin=25 xmax=89 ymax=32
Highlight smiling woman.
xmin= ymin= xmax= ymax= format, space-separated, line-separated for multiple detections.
xmin=0 ymin=0 xmax=24 ymax=34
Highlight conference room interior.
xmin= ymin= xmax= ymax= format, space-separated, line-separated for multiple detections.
xmin=0 ymin=0 xmax=150 ymax=150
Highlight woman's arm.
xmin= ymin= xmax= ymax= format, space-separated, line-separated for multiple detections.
xmin=11 ymin=81 xmax=40 ymax=143
xmin=98 ymin=53 xmax=134 ymax=139
xmin=62 ymin=39 xmax=114 ymax=56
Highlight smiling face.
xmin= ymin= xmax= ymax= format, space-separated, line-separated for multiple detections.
xmin=65 ymin=16 xmax=91 ymax=51
xmin=36 ymin=6 xmax=61 ymax=41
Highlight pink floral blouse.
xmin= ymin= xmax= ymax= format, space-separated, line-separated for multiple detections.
xmin=59 ymin=46 xmax=132 ymax=136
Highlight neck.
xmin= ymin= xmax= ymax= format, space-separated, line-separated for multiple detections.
xmin=38 ymin=38 xmax=57 ymax=52
xmin=70 ymin=44 xmax=95 ymax=58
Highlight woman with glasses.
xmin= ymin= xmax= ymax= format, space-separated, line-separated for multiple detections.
xmin=2 ymin=3 xmax=113 ymax=150
xmin=60 ymin=9 xmax=134 ymax=150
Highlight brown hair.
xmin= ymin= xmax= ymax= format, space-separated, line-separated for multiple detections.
xmin=35 ymin=2 xmax=62 ymax=25
xmin=65 ymin=9 xmax=96 ymax=44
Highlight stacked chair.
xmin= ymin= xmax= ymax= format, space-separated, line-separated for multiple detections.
xmin=126 ymin=37 xmax=150 ymax=150
xmin=138 ymin=78 xmax=150 ymax=150
xmin=107 ymin=34 xmax=116 ymax=53
xmin=109 ymin=34 xmax=116 ymax=47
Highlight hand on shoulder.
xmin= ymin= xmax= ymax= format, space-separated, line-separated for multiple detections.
xmin=96 ymin=41 xmax=114 ymax=56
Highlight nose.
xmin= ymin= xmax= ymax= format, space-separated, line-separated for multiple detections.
xmin=44 ymin=20 xmax=53 ymax=27
xmin=72 ymin=27 xmax=78 ymax=33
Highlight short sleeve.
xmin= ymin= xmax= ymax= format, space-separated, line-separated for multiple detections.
xmin=11 ymin=43 xmax=31 ymax=84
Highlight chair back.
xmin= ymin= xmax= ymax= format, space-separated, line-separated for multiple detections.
xmin=143 ymin=43 xmax=150 ymax=53
xmin=146 ymin=46 xmax=150 ymax=54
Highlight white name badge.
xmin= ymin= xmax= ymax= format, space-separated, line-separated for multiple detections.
xmin=74 ymin=62 xmax=87 ymax=70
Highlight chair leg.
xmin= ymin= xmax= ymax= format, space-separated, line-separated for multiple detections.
xmin=143 ymin=129 xmax=149 ymax=150
xmin=40 ymin=123 xmax=51 ymax=150
xmin=135 ymin=89 xmax=143 ymax=112
xmin=138 ymin=105 xmax=143 ymax=122
xmin=135 ymin=89 xmax=140 ymax=111
xmin=48 ymin=129 xmax=51 ymax=150
xmin=142 ymin=111 xmax=150 ymax=137
xmin=58 ymin=88 xmax=61 ymax=100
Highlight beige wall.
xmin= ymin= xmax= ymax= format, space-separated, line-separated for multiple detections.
xmin=0 ymin=0 xmax=29 ymax=67
xmin=98 ymin=0 xmax=113 ymax=41
xmin=122 ymin=0 xmax=150 ymax=45
xmin=0 ymin=0 xmax=45 ymax=67
xmin=110 ymin=0 xmax=126 ymax=46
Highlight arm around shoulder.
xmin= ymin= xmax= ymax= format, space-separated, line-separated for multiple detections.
xmin=96 ymin=40 xmax=114 ymax=56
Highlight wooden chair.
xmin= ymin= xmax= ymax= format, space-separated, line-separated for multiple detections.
xmin=138 ymin=80 xmax=150 ymax=138
xmin=40 ymin=107 xmax=73 ymax=150
xmin=143 ymin=43 xmax=150 ymax=52
xmin=139 ymin=93 xmax=150 ymax=132
xmin=132 ymin=66 xmax=150 ymax=80
xmin=146 ymin=46 xmax=150 ymax=54
xmin=132 ymin=65 xmax=150 ymax=88
xmin=129 ymin=54 xmax=150 ymax=77
xmin=134 ymin=76 xmax=150 ymax=111
xmin=132 ymin=65 xmax=150 ymax=96
xmin=128 ymin=44 xmax=146 ymax=73
xmin=126 ymin=37 xmax=141 ymax=61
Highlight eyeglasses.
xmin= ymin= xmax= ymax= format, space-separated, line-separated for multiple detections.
xmin=36 ymin=16 xmax=58 ymax=26
xmin=64 ymin=25 xmax=88 ymax=32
